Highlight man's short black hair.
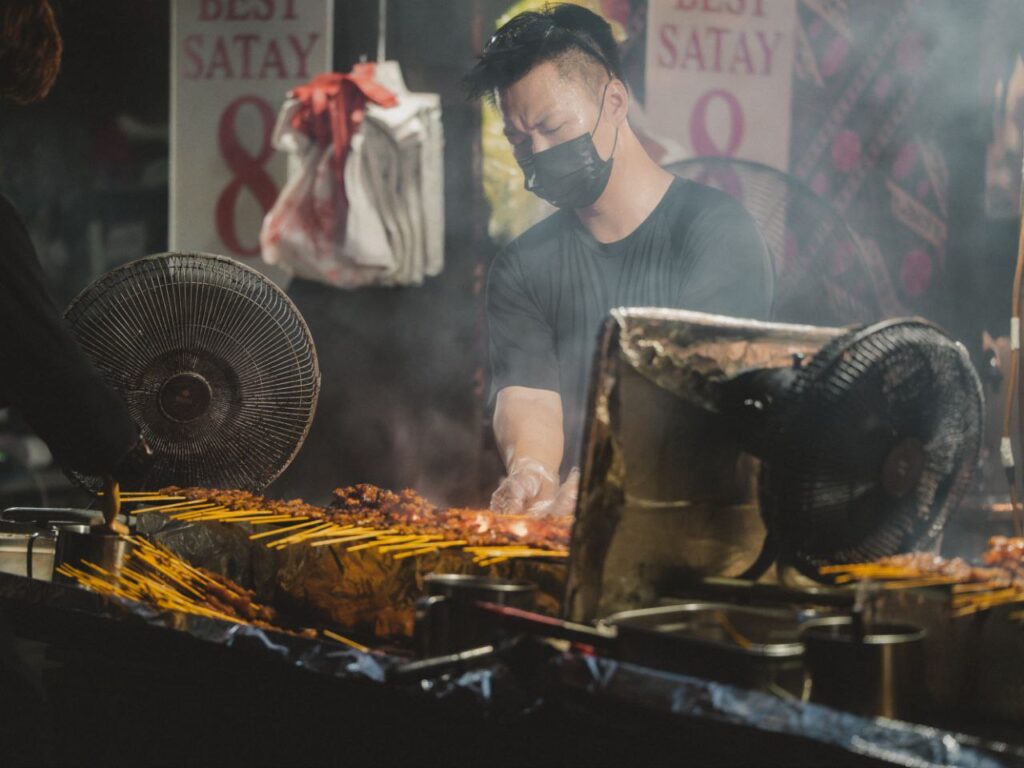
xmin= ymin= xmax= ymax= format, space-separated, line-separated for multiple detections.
xmin=464 ymin=4 xmax=622 ymax=102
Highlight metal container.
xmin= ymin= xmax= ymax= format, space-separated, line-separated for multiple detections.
xmin=0 ymin=520 xmax=54 ymax=579
xmin=0 ymin=514 xmax=98 ymax=581
xmin=601 ymin=602 xmax=807 ymax=698
xmin=2 ymin=507 xmax=100 ymax=526
xmin=0 ymin=507 xmax=114 ymax=582
xmin=414 ymin=574 xmax=537 ymax=656
xmin=53 ymin=529 xmax=134 ymax=582
xmin=800 ymin=616 xmax=926 ymax=720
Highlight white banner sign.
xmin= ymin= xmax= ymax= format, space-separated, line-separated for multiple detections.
xmin=170 ymin=0 xmax=332 ymax=262
xmin=644 ymin=0 xmax=795 ymax=170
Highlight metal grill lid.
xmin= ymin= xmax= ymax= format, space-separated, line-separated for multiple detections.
xmin=64 ymin=252 xmax=320 ymax=493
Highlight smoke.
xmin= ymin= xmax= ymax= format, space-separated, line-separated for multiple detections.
xmin=266 ymin=259 xmax=493 ymax=508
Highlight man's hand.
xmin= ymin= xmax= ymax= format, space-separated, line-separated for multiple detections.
xmin=526 ymin=466 xmax=579 ymax=517
xmin=490 ymin=460 xmax=580 ymax=517
xmin=491 ymin=386 xmax=568 ymax=515
xmin=490 ymin=457 xmax=558 ymax=515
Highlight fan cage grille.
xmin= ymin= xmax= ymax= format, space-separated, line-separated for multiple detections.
xmin=759 ymin=320 xmax=983 ymax=575
xmin=64 ymin=252 xmax=320 ymax=493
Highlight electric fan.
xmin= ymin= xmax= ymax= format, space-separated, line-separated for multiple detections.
xmin=666 ymin=157 xmax=885 ymax=326
xmin=63 ymin=252 xmax=320 ymax=493
xmin=726 ymin=318 xmax=984 ymax=580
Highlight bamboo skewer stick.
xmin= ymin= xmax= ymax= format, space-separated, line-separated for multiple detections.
xmin=133 ymin=501 xmax=217 ymax=514
xmin=322 ymin=629 xmax=369 ymax=653
xmin=173 ymin=507 xmax=237 ymax=520
xmin=309 ymin=531 xmax=397 ymax=548
xmin=952 ymin=587 xmax=1021 ymax=607
xmin=377 ymin=536 xmax=441 ymax=553
xmin=391 ymin=540 xmax=469 ymax=560
xmin=345 ymin=535 xmax=422 ymax=553
xmin=392 ymin=546 xmax=439 ymax=560
xmin=248 ymin=520 xmax=324 ymax=541
xmin=268 ymin=526 xmax=352 ymax=548
xmin=178 ymin=509 xmax=278 ymax=520
xmin=135 ymin=499 xmax=217 ymax=513
xmin=266 ymin=522 xmax=337 ymax=548
xmin=227 ymin=515 xmax=311 ymax=525
xmin=953 ymin=581 xmax=1010 ymax=594
xmin=173 ymin=509 xmax=284 ymax=521
xmin=124 ymin=498 xmax=188 ymax=504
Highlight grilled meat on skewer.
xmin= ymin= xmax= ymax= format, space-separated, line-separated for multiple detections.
xmin=160 ymin=485 xmax=572 ymax=550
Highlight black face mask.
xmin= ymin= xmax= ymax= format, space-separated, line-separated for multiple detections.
xmin=517 ymin=82 xmax=619 ymax=210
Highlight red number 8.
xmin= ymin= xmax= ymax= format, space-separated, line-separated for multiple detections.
xmin=689 ymin=88 xmax=745 ymax=199
xmin=215 ymin=95 xmax=278 ymax=257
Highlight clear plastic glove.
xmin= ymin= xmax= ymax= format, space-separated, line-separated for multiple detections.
xmin=490 ymin=459 xmax=580 ymax=517
xmin=525 ymin=466 xmax=579 ymax=518
xmin=490 ymin=457 xmax=559 ymax=516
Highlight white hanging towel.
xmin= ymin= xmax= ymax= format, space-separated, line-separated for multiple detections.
xmin=366 ymin=61 xmax=445 ymax=286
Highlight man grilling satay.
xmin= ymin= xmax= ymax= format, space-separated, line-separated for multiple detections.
xmin=465 ymin=5 xmax=774 ymax=518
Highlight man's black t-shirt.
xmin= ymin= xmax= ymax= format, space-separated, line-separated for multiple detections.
xmin=486 ymin=177 xmax=774 ymax=475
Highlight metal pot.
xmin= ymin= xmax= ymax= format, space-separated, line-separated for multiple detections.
xmin=0 ymin=507 xmax=97 ymax=580
xmin=601 ymin=602 xmax=808 ymax=698
xmin=800 ymin=616 xmax=926 ymax=720
xmin=0 ymin=516 xmax=98 ymax=581
xmin=414 ymin=574 xmax=537 ymax=657
xmin=53 ymin=529 xmax=134 ymax=582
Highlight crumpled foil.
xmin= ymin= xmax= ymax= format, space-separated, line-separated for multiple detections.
xmin=0 ymin=568 xmax=393 ymax=682
xmin=558 ymin=654 xmax=1018 ymax=768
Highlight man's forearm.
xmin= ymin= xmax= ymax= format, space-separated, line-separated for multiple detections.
xmin=493 ymin=386 xmax=564 ymax=473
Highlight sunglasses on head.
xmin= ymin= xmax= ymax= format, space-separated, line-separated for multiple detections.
xmin=486 ymin=15 xmax=613 ymax=77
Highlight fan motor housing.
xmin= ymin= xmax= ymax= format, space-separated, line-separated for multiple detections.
xmin=159 ymin=372 xmax=213 ymax=423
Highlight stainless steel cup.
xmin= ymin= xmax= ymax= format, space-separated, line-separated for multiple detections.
xmin=414 ymin=574 xmax=537 ymax=657
xmin=53 ymin=529 xmax=134 ymax=582
xmin=800 ymin=616 xmax=926 ymax=719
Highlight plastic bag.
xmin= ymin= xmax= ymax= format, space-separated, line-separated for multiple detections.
xmin=260 ymin=68 xmax=398 ymax=288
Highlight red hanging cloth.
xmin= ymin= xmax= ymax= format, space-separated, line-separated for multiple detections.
xmin=288 ymin=63 xmax=398 ymax=195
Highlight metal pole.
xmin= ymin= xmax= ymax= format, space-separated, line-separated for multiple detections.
xmin=378 ymin=0 xmax=387 ymax=62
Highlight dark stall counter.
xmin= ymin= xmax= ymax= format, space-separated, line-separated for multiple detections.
xmin=0 ymin=570 xmax=1020 ymax=768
